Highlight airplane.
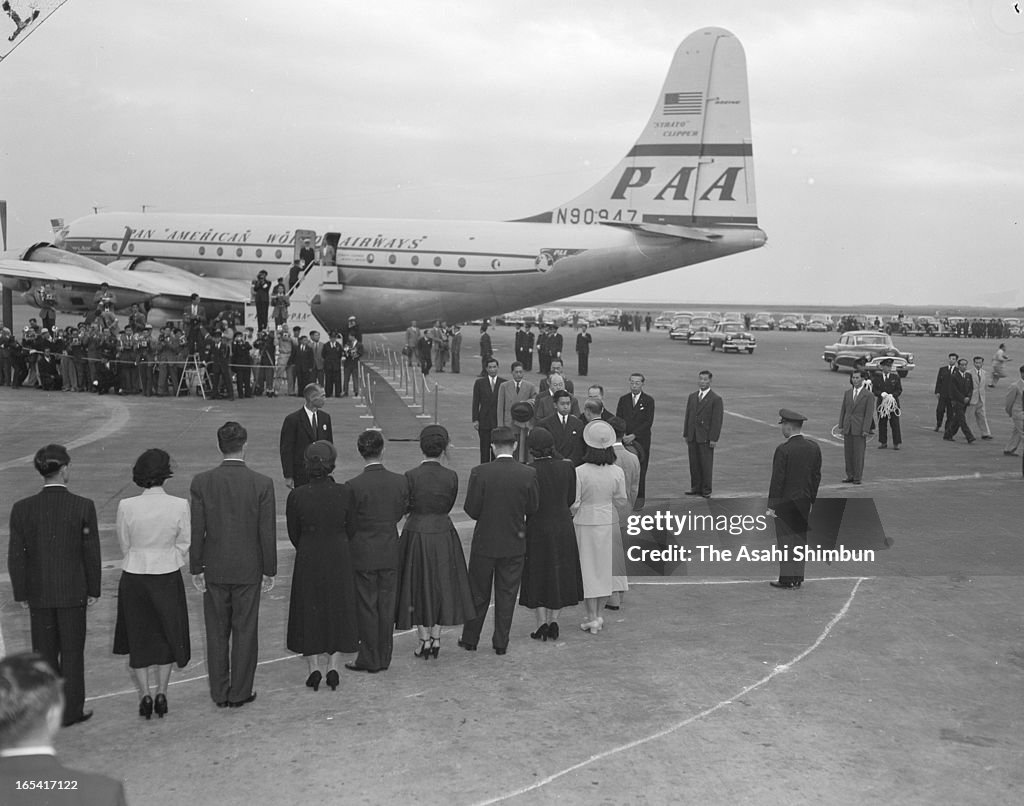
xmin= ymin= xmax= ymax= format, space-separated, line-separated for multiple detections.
xmin=0 ymin=26 xmax=766 ymax=335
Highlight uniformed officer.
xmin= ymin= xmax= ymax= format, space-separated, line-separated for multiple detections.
xmin=766 ymin=409 xmax=822 ymax=589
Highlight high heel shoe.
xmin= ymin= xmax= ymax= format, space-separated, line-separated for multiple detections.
xmin=325 ymin=670 xmax=339 ymax=691
xmin=305 ymin=670 xmax=322 ymax=691
xmin=414 ymin=638 xmax=432 ymax=659
xmin=548 ymin=622 xmax=559 ymax=641
xmin=154 ymin=693 xmax=168 ymax=718
xmin=430 ymin=637 xmax=440 ymax=659
xmin=530 ymin=623 xmax=549 ymax=641
xmin=139 ymin=695 xmax=153 ymax=720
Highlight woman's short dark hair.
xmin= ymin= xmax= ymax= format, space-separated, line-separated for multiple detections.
xmin=419 ymin=425 xmax=449 ymax=458
xmin=132 ymin=448 xmax=173 ymax=488
xmin=303 ymin=441 xmax=337 ymax=479
xmin=582 ymin=445 xmax=617 ymax=466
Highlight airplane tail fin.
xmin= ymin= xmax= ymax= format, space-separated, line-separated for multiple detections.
xmin=521 ymin=27 xmax=757 ymax=236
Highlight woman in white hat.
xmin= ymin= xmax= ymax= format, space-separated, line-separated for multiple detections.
xmin=571 ymin=420 xmax=630 ymax=633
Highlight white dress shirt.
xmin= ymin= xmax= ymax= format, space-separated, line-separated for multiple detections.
xmin=116 ymin=487 xmax=191 ymax=574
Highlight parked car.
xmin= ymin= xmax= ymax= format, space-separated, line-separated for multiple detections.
xmin=539 ymin=307 xmax=567 ymax=327
xmin=905 ymin=315 xmax=941 ymax=336
xmin=668 ymin=315 xmax=693 ymax=340
xmin=686 ymin=316 xmax=717 ymax=345
xmin=750 ymin=312 xmax=775 ymax=330
xmin=1004 ymin=317 xmax=1022 ymax=337
xmin=653 ymin=310 xmax=679 ymax=329
xmin=709 ymin=322 xmax=757 ymax=353
xmin=777 ymin=314 xmax=805 ymax=331
xmin=806 ymin=313 xmax=834 ymax=332
xmin=821 ymin=331 xmax=915 ymax=376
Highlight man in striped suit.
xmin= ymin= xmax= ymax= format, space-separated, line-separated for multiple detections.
xmin=8 ymin=445 xmax=101 ymax=727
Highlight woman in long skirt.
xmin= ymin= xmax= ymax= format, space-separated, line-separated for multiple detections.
xmin=519 ymin=427 xmax=582 ymax=641
xmin=571 ymin=421 xmax=630 ymax=634
xmin=114 ymin=449 xmax=191 ymax=719
xmin=396 ymin=425 xmax=475 ymax=659
xmin=286 ymin=441 xmax=359 ymax=691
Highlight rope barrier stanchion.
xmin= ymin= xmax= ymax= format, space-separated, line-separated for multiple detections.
xmin=354 ymin=362 xmax=368 ymax=409
xmin=400 ymin=359 xmax=413 ymax=399
xmin=409 ymin=369 xmax=420 ymax=409
xmin=433 ymin=379 xmax=440 ymax=424
xmin=415 ymin=373 xmax=431 ymax=419
xmin=360 ymin=375 xmax=375 ymax=420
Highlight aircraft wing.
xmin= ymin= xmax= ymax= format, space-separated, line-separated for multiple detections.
xmin=0 ymin=255 xmax=247 ymax=307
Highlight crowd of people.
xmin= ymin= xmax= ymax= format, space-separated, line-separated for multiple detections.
xmin=0 ymin=286 xmax=365 ymax=400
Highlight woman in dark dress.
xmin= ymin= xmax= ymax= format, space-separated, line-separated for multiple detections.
xmin=286 ymin=441 xmax=358 ymax=691
xmin=114 ymin=449 xmax=191 ymax=719
xmin=396 ymin=425 xmax=475 ymax=659
xmin=519 ymin=427 xmax=583 ymax=641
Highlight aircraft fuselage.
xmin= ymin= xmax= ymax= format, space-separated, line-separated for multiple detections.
xmin=59 ymin=212 xmax=764 ymax=333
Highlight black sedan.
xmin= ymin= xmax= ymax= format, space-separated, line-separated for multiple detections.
xmin=709 ymin=322 xmax=757 ymax=353
xmin=821 ymin=331 xmax=915 ymax=376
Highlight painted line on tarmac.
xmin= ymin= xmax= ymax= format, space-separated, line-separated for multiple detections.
xmin=725 ymin=410 xmax=844 ymax=447
xmin=0 ymin=398 xmax=130 ymax=473
xmin=475 ymin=577 xmax=869 ymax=806
xmin=708 ymin=469 xmax=1021 ymax=499
xmin=632 ymin=576 xmax=871 ymax=585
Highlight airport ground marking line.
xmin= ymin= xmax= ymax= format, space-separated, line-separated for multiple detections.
xmin=474 ymin=577 xmax=868 ymax=806
xmin=0 ymin=398 xmax=130 ymax=472
xmin=724 ymin=410 xmax=843 ymax=447
xmin=632 ymin=576 xmax=873 ymax=585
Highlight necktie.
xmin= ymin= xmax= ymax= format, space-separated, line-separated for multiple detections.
xmin=312 ymin=411 xmax=318 ymax=432
xmin=516 ymin=382 xmax=520 ymax=394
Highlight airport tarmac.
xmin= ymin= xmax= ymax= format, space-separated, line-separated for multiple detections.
xmin=1 ymin=325 xmax=1021 ymax=805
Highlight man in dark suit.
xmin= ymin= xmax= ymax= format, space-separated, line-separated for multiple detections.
xmin=575 ymin=323 xmax=592 ymax=376
xmin=190 ymin=422 xmax=276 ymax=708
xmin=251 ymin=269 xmax=271 ymax=332
xmin=182 ymin=293 xmax=207 ymax=355
xmin=321 ymin=332 xmax=344 ymax=397
xmin=8 ymin=445 xmax=100 ymax=727
xmin=341 ymin=333 xmax=364 ymax=397
xmin=479 ymin=323 xmax=493 ymax=374
xmin=293 ymin=335 xmax=316 ymax=392
xmin=0 ymin=653 xmax=127 ymax=805
xmin=934 ymin=352 xmax=958 ymax=432
xmin=615 ymin=373 xmax=655 ymax=509
xmin=514 ymin=323 xmax=530 ymax=368
xmin=683 ymin=370 xmax=724 ymax=498
xmin=471 ymin=357 xmax=505 ymax=463
xmin=344 ymin=430 xmax=409 ymax=673
xmin=280 ymin=383 xmax=333 ymax=488
xmin=872 ymin=358 xmax=903 ymax=449
xmin=459 ymin=427 xmax=540 ymax=654
xmin=206 ymin=330 xmax=234 ymax=400
xmin=537 ymin=390 xmax=585 ymax=464
xmin=839 ymin=370 xmax=875 ymax=484
xmin=944 ymin=358 xmax=976 ymax=443
xmin=767 ymin=410 xmax=822 ymax=589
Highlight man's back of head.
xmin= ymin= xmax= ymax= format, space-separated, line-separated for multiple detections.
xmin=0 ymin=653 xmax=62 ymax=750
xmin=217 ymin=421 xmax=247 ymax=455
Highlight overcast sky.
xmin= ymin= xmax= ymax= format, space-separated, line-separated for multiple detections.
xmin=1 ymin=0 xmax=1022 ymax=307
